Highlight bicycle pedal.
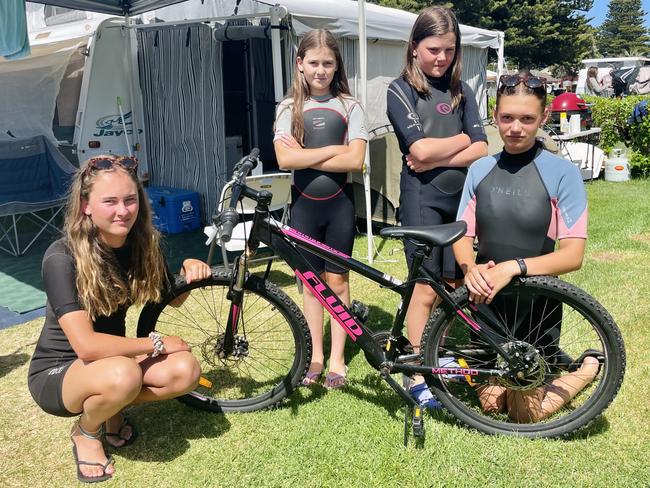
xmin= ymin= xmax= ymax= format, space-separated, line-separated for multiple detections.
xmin=412 ymin=405 xmax=425 ymax=438
xmin=350 ymin=299 xmax=369 ymax=323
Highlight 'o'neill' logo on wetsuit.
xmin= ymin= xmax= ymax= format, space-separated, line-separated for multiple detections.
xmin=436 ymin=102 xmax=452 ymax=115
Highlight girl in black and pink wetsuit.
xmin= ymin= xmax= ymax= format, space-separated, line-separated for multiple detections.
xmin=273 ymin=29 xmax=368 ymax=390
xmin=386 ymin=6 xmax=488 ymax=408
xmin=453 ymin=75 xmax=599 ymax=422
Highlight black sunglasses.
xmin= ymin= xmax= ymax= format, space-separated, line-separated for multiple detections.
xmin=84 ymin=156 xmax=138 ymax=175
xmin=499 ymin=75 xmax=547 ymax=90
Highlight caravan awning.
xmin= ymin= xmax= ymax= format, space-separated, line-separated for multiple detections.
xmin=27 ymin=1 xmax=186 ymax=15
xmin=30 ymin=0 xmax=503 ymax=49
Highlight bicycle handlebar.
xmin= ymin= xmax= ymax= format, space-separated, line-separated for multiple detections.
xmin=218 ymin=148 xmax=260 ymax=243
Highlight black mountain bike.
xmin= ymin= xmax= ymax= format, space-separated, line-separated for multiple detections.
xmin=138 ymin=149 xmax=625 ymax=440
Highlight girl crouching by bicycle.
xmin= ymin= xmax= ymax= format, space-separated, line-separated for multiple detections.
xmin=453 ymin=75 xmax=601 ymax=422
xmin=28 ymin=155 xmax=211 ymax=483
xmin=273 ymin=29 xmax=368 ymax=389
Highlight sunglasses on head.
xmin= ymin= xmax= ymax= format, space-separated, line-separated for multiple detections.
xmin=84 ymin=156 xmax=138 ymax=175
xmin=499 ymin=75 xmax=547 ymax=90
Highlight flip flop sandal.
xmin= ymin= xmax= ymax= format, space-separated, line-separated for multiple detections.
xmin=301 ymin=370 xmax=323 ymax=386
xmin=72 ymin=444 xmax=114 ymax=484
xmin=105 ymin=416 xmax=138 ymax=449
xmin=569 ymin=349 xmax=605 ymax=376
xmin=71 ymin=421 xmax=114 ymax=484
xmin=323 ymin=367 xmax=348 ymax=390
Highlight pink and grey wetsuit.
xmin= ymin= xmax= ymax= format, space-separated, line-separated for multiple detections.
xmin=457 ymin=141 xmax=588 ymax=355
xmin=457 ymin=141 xmax=588 ymax=265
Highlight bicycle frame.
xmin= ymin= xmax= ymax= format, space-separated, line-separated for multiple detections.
xmin=216 ymin=186 xmax=524 ymax=406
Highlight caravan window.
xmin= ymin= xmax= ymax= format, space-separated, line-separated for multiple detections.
xmin=44 ymin=6 xmax=88 ymax=26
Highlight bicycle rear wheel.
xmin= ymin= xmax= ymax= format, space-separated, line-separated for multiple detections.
xmin=421 ymin=276 xmax=625 ymax=438
xmin=138 ymin=268 xmax=311 ymax=412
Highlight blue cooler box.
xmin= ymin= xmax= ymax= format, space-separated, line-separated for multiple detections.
xmin=145 ymin=186 xmax=201 ymax=234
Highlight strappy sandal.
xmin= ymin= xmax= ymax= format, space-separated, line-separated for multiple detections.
xmin=70 ymin=421 xmax=114 ymax=484
xmin=323 ymin=366 xmax=348 ymax=390
xmin=104 ymin=414 xmax=138 ymax=448
xmin=301 ymin=370 xmax=323 ymax=386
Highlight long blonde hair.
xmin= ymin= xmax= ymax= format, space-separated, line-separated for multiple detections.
xmin=63 ymin=158 xmax=167 ymax=320
xmin=401 ymin=6 xmax=463 ymax=109
xmin=285 ymin=29 xmax=351 ymax=145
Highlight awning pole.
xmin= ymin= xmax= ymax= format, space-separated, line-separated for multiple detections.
xmin=270 ymin=5 xmax=288 ymax=103
xmin=358 ymin=0 xmax=374 ymax=263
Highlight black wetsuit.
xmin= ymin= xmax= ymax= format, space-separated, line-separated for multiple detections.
xmin=28 ymin=238 xmax=141 ymax=416
xmin=387 ymin=75 xmax=487 ymax=279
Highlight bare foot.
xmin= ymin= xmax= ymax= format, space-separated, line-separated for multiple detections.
xmin=578 ymin=355 xmax=600 ymax=380
xmin=71 ymin=422 xmax=115 ymax=479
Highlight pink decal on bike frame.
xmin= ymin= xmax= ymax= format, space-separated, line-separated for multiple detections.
xmin=231 ymin=304 xmax=240 ymax=333
xmin=295 ymin=269 xmax=362 ymax=341
xmin=456 ymin=308 xmax=481 ymax=331
xmin=282 ymin=227 xmax=350 ymax=259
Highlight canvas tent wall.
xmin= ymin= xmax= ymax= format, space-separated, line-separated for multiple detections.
xmin=0 ymin=19 xmax=95 ymax=145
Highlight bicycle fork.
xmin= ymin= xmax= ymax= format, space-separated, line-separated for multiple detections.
xmin=221 ymin=202 xmax=269 ymax=358
xmin=221 ymin=253 xmax=249 ymax=358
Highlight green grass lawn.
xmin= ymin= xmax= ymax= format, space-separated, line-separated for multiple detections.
xmin=1 ymin=180 xmax=649 ymax=487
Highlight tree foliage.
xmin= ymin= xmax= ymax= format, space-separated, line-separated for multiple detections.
xmin=597 ymin=0 xmax=650 ymax=56
xmin=371 ymin=0 xmax=596 ymax=72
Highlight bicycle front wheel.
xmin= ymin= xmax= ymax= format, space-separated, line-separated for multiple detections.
xmin=421 ymin=276 xmax=625 ymax=438
xmin=139 ymin=268 xmax=311 ymax=412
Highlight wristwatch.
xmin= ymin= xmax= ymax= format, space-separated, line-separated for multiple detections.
xmin=515 ymin=258 xmax=527 ymax=277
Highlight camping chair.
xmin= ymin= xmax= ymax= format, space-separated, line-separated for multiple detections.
xmin=0 ymin=135 xmax=77 ymax=256
xmin=215 ymin=172 xmax=291 ymax=267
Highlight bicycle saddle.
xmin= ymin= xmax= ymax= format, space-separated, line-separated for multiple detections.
xmin=379 ymin=221 xmax=467 ymax=247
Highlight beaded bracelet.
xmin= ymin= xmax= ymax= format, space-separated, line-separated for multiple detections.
xmin=149 ymin=331 xmax=165 ymax=358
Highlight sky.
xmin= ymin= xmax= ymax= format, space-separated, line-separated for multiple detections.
xmin=587 ymin=0 xmax=650 ymax=28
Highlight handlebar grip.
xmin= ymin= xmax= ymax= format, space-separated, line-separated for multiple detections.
xmin=219 ymin=208 xmax=239 ymax=243
xmin=238 ymin=148 xmax=260 ymax=178
xmin=220 ymin=148 xmax=260 ymax=242
xmin=220 ymin=220 xmax=235 ymax=243
xmin=248 ymin=147 xmax=260 ymax=161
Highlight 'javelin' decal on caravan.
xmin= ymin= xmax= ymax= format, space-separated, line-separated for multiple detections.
xmin=295 ymin=270 xmax=362 ymax=341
